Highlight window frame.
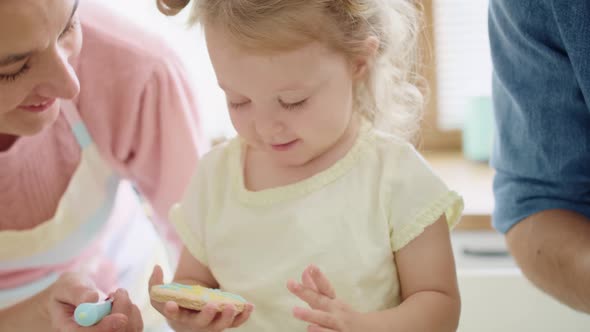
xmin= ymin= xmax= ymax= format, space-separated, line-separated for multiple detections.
xmin=418 ymin=0 xmax=462 ymax=151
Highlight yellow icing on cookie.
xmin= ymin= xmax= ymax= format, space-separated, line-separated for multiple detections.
xmin=157 ymin=283 xmax=246 ymax=303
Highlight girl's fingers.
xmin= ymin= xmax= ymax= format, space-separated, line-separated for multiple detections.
xmin=148 ymin=265 xmax=164 ymax=289
xmin=208 ymin=304 xmax=236 ymax=330
xmin=302 ymin=267 xmax=319 ymax=292
xmin=164 ymin=302 xmax=218 ymax=329
xmin=287 ymin=280 xmax=332 ymax=311
xmin=231 ymin=303 xmax=255 ymax=327
xmin=309 ymin=265 xmax=336 ymax=299
xmin=162 ymin=301 xmax=181 ymax=320
xmin=190 ymin=303 xmax=219 ymax=328
xmin=293 ymin=306 xmax=339 ymax=330
xmin=148 ymin=265 xmax=166 ymax=314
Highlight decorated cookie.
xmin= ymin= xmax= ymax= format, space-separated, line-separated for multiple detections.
xmin=150 ymin=283 xmax=248 ymax=313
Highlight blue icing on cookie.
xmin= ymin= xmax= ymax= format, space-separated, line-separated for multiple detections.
xmin=159 ymin=283 xmax=192 ymax=291
xmin=210 ymin=288 xmax=247 ymax=302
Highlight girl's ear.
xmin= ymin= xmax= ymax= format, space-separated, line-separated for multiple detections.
xmin=351 ymin=37 xmax=380 ymax=80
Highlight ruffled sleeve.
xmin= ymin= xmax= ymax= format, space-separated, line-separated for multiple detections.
xmin=386 ymin=143 xmax=464 ymax=251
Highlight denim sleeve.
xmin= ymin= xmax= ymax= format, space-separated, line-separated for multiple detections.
xmin=489 ymin=0 xmax=590 ymax=233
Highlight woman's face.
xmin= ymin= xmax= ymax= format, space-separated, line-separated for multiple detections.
xmin=0 ymin=0 xmax=82 ymax=137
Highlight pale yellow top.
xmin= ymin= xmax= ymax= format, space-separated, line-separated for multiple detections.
xmin=171 ymin=124 xmax=463 ymax=331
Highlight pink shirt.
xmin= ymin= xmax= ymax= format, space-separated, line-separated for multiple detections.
xmin=0 ymin=4 xmax=205 ymax=250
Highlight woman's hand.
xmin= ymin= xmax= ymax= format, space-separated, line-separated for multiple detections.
xmin=287 ymin=265 xmax=368 ymax=332
xmin=148 ymin=265 xmax=254 ymax=332
xmin=48 ymin=272 xmax=143 ymax=331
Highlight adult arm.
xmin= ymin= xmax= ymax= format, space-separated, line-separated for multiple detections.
xmin=489 ymin=0 xmax=590 ymax=312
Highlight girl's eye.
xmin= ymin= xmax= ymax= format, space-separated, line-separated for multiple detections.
xmin=228 ymin=100 xmax=250 ymax=110
xmin=281 ymin=98 xmax=307 ymax=111
xmin=0 ymin=63 xmax=31 ymax=83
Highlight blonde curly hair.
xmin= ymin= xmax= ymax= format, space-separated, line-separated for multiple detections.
xmin=157 ymin=0 xmax=424 ymax=141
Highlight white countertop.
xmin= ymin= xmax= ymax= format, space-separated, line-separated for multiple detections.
xmin=452 ymin=231 xmax=590 ymax=332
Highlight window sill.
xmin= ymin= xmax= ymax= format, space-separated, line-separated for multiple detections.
xmin=423 ymin=151 xmax=494 ymax=231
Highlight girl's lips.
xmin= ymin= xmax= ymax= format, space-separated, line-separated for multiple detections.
xmin=271 ymin=139 xmax=299 ymax=151
xmin=19 ymin=99 xmax=56 ymax=113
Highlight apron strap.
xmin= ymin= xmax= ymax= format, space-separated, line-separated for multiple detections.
xmin=61 ymin=100 xmax=93 ymax=149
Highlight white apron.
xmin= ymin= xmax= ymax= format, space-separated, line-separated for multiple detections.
xmin=0 ymin=101 xmax=171 ymax=330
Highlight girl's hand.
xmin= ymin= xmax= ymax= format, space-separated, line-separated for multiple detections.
xmin=287 ymin=265 xmax=368 ymax=332
xmin=148 ymin=265 xmax=254 ymax=332
xmin=48 ymin=272 xmax=143 ymax=331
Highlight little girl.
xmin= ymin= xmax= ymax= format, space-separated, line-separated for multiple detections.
xmin=151 ymin=0 xmax=463 ymax=331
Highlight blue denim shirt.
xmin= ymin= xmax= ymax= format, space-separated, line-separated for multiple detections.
xmin=489 ymin=0 xmax=590 ymax=233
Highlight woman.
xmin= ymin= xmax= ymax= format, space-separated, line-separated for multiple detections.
xmin=0 ymin=0 xmax=206 ymax=330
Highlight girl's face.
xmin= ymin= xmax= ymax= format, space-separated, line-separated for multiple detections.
xmin=205 ymin=24 xmax=367 ymax=169
xmin=0 ymin=0 xmax=82 ymax=137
